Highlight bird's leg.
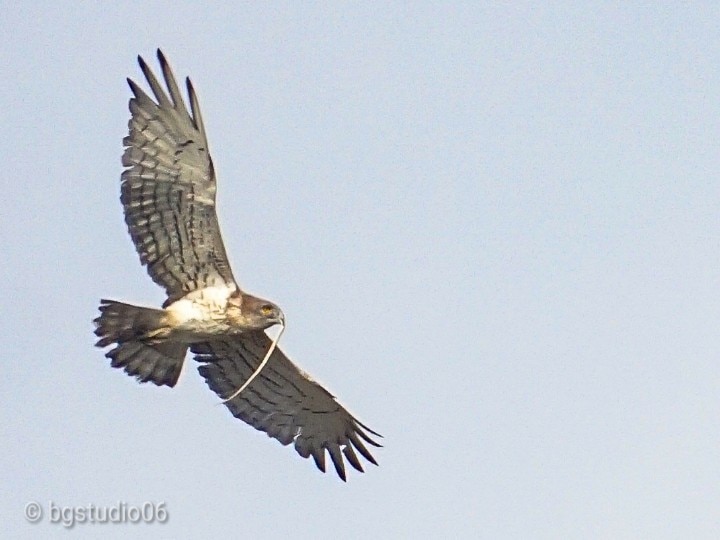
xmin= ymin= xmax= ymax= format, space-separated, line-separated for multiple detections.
xmin=221 ymin=323 xmax=285 ymax=403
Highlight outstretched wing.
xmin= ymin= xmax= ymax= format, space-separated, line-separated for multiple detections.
xmin=121 ymin=50 xmax=237 ymax=303
xmin=193 ymin=334 xmax=381 ymax=481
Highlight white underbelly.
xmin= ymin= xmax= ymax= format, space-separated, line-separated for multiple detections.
xmin=172 ymin=322 xmax=234 ymax=342
xmin=164 ymin=285 xmax=236 ymax=340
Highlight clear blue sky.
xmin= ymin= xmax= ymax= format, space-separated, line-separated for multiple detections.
xmin=2 ymin=2 xmax=720 ymax=538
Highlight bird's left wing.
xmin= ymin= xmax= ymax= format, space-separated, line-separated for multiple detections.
xmin=121 ymin=50 xmax=238 ymax=303
xmin=192 ymin=334 xmax=381 ymax=481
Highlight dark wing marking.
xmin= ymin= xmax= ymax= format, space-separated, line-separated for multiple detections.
xmin=121 ymin=49 xmax=237 ymax=303
xmin=193 ymin=334 xmax=381 ymax=481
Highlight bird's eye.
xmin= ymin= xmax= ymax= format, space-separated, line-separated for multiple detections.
xmin=260 ymin=304 xmax=273 ymax=315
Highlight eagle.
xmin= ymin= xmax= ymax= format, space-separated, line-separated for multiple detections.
xmin=94 ymin=50 xmax=380 ymax=480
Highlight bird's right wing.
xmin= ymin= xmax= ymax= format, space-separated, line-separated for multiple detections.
xmin=121 ymin=50 xmax=238 ymax=303
xmin=192 ymin=334 xmax=381 ymax=481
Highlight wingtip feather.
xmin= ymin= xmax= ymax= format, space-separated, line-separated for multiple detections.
xmin=342 ymin=445 xmax=364 ymax=473
xmin=326 ymin=444 xmax=347 ymax=481
xmin=126 ymin=77 xmax=138 ymax=94
xmin=311 ymin=448 xmax=326 ymax=473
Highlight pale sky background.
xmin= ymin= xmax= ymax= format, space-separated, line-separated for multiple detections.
xmin=2 ymin=2 xmax=720 ymax=539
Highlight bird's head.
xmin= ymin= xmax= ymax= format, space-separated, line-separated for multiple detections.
xmin=227 ymin=293 xmax=285 ymax=331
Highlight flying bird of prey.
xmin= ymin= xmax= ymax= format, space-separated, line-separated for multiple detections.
xmin=94 ymin=50 xmax=380 ymax=480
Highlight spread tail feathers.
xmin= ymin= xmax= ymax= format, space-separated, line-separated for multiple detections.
xmin=94 ymin=299 xmax=187 ymax=387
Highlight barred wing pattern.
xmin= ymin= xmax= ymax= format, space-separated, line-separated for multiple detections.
xmin=122 ymin=51 xmax=237 ymax=303
xmin=193 ymin=335 xmax=382 ymax=481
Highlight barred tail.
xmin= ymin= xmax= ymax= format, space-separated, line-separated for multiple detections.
xmin=93 ymin=299 xmax=187 ymax=387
